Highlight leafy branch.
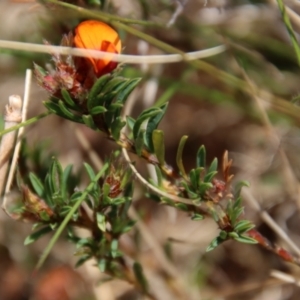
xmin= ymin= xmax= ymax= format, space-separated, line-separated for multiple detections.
xmin=2 ymin=2 xmax=300 ymax=298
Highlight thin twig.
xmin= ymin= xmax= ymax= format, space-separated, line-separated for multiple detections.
xmin=167 ymin=0 xmax=188 ymax=27
xmin=121 ymin=148 xmax=194 ymax=205
xmin=0 ymin=112 xmax=50 ymax=139
xmin=270 ymin=269 xmax=300 ymax=287
xmin=2 ymin=69 xmax=32 ymax=211
xmin=242 ymin=189 xmax=300 ymax=257
xmin=0 ymin=40 xmax=226 ymax=64
xmin=0 ymin=95 xmax=22 ymax=197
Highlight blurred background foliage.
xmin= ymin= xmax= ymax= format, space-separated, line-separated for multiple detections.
xmin=2 ymin=0 xmax=300 ymax=299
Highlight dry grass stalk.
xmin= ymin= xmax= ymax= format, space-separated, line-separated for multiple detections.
xmin=1 ymin=69 xmax=32 ymax=211
xmin=0 ymin=95 xmax=22 ymax=197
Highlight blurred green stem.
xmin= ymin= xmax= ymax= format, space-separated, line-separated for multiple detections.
xmin=0 ymin=112 xmax=51 ymax=138
xmin=276 ymin=0 xmax=300 ymax=67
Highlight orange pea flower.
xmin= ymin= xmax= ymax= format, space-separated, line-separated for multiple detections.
xmin=74 ymin=20 xmax=122 ymax=77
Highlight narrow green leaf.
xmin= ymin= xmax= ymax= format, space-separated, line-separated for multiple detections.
xmin=103 ymin=100 xmax=124 ymax=128
xmin=98 ymin=259 xmax=107 ymax=272
xmin=123 ymin=182 xmax=133 ymax=199
xmin=59 ymin=205 xmax=71 ymax=216
xmin=196 ymin=145 xmax=206 ymax=168
xmin=89 ymin=106 xmax=107 ymax=115
xmin=61 ymin=89 xmax=77 ymax=109
xmin=39 ymin=211 xmax=51 ymax=222
xmin=75 ymin=255 xmax=92 ymax=268
xmin=210 ymin=209 xmax=219 ymax=223
xmin=133 ymin=107 xmax=161 ymax=139
xmin=206 ymin=236 xmax=224 ymax=252
xmin=29 ymin=172 xmax=44 ymax=197
xmin=49 ymin=223 xmax=58 ymax=230
xmin=233 ymin=197 xmax=242 ymax=210
xmin=203 ymin=171 xmax=218 ymax=183
xmin=126 ymin=116 xmax=135 ymax=131
xmin=233 ymin=235 xmax=258 ymax=244
xmin=109 ymin=103 xmax=123 ymax=111
xmin=43 ymin=101 xmax=58 ymax=114
xmin=32 ymin=223 xmax=43 ymax=230
xmin=33 ymin=62 xmax=47 ymax=76
xmin=87 ymin=73 xmax=112 ymax=109
xmin=120 ymin=220 xmax=136 ymax=233
xmin=226 ymin=199 xmax=234 ymax=217
xmin=115 ymin=78 xmax=141 ymax=103
xmin=111 ymin=239 xmax=119 ymax=258
xmin=111 ymin=197 xmax=126 ymax=205
xmin=51 ymin=158 xmax=63 ymax=189
xmin=62 ymin=165 xmax=73 ymax=200
xmin=103 ymin=110 xmax=115 ymax=128
xmin=58 ymin=100 xmax=78 ymax=120
xmin=102 ymin=182 xmax=111 ymax=204
xmin=44 ymin=101 xmax=83 ymax=123
xmin=102 ymin=79 xmax=130 ymax=111
xmin=69 ymin=192 xmax=84 ymax=204
xmin=189 ymin=168 xmax=201 ymax=190
xmin=76 ymin=237 xmax=93 ymax=249
xmin=160 ymin=197 xmax=174 ymax=206
xmin=50 ymin=158 xmax=63 ymax=203
xmin=234 ymin=220 xmax=255 ymax=234
xmin=154 ymin=165 xmax=163 ymax=187
xmin=134 ymin=129 xmax=145 ymax=157
xmin=234 ymin=181 xmax=250 ymax=198
xmin=180 ymin=181 xmax=199 ymax=199
xmin=219 ymin=231 xmax=228 ymax=240
xmin=175 ymin=202 xmax=188 ymax=211
xmin=176 ymin=135 xmax=188 ymax=178
xmin=82 ymin=115 xmax=97 ymax=130
xmin=152 ymin=130 xmax=165 ymax=164
xmin=133 ymin=262 xmax=149 ymax=293
xmin=228 ymin=232 xmax=239 ymax=239
xmin=24 ymin=226 xmax=52 ymax=245
xmin=84 ymin=163 xmax=96 ymax=181
xmin=208 ymin=158 xmax=218 ymax=173
xmin=110 ymin=117 xmax=126 ymax=141
xmin=144 ymin=104 xmax=168 ymax=151
xmin=44 ymin=173 xmax=54 ymax=206
xmin=120 ymin=169 xmax=132 ymax=189
xmin=199 ymin=181 xmax=213 ymax=196
xmin=96 ymin=90 xmax=117 ymax=108
xmin=96 ymin=213 xmax=106 ymax=232
xmin=101 ymin=76 xmax=126 ymax=94
xmin=191 ymin=213 xmax=204 ymax=221
xmin=231 ymin=207 xmax=244 ymax=225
